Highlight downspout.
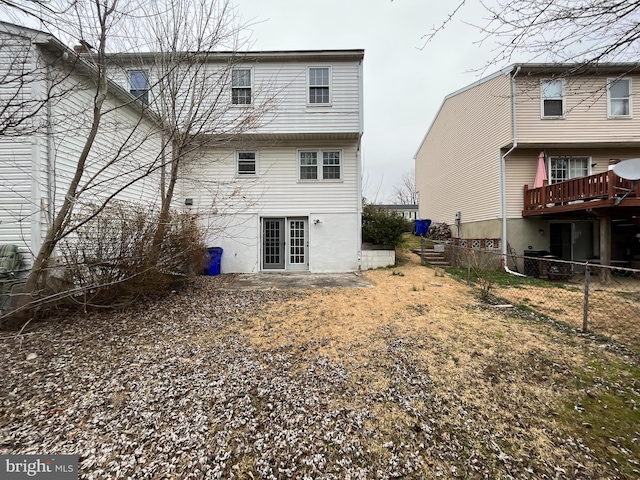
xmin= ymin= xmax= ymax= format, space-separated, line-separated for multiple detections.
xmin=356 ymin=57 xmax=364 ymax=271
xmin=501 ymin=65 xmax=526 ymax=277
xmin=45 ymin=64 xmax=55 ymax=227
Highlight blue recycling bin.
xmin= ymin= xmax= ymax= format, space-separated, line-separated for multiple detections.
xmin=415 ymin=219 xmax=432 ymax=236
xmin=205 ymin=247 xmax=223 ymax=275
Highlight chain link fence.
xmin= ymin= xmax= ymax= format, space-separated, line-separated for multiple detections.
xmin=426 ymin=243 xmax=640 ymax=353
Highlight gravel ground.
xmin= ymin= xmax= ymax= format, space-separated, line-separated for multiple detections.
xmin=1 ymin=261 xmax=638 ymax=479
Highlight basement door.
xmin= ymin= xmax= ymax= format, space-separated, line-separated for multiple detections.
xmin=262 ymin=217 xmax=308 ymax=271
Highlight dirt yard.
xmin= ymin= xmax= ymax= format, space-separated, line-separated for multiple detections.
xmin=1 ymin=252 xmax=639 ymax=479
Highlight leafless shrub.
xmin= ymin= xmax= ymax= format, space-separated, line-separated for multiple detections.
xmin=53 ymin=202 xmax=206 ymax=307
xmin=452 ymin=248 xmax=501 ymax=300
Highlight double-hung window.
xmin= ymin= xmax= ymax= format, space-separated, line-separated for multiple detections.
xmin=232 ymin=68 xmax=252 ymax=105
xmin=541 ymin=79 xmax=564 ymax=118
xmin=129 ymin=70 xmax=149 ymax=105
xmin=237 ymin=151 xmax=257 ymax=176
xmin=308 ymin=67 xmax=330 ymax=104
xmin=608 ymin=78 xmax=631 ymax=117
xmin=549 ymin=156 xmax=589 ymax=184
xmin=299 ymin=149 xmax=341 ymax=181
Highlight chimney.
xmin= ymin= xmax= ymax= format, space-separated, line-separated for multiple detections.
xmin=74 ymin=44 xmax=89 ymax=54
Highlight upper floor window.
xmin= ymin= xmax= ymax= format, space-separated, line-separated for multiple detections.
xmin=541 ymin=79 xmax=564 ymax=118
xmin=549 ymin=156 xmax=589 ymax=184
xmin=308 ymin=67 xmax=330 ymax=104
xmin=608 ymin=78 xmax=631 ymax=117
xmin=232 ymin=68 xmax=252 ymax=105
xmin=129 ymin=70 xmax=149 ymax=105
xmin=299 ymin=149 xmax=341 ymax=180
xmin=237 ymin=151 xmax=257 ymax=176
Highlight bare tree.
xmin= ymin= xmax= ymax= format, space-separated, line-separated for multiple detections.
xmin=1 ymin=0 xmax=272 ymax=325
xmin=135 ymin=0 xmax=272 ymax=262
xmin=394 ymin=169 xmax=418 ymax=205
xmin=421 ymin=1 xmax=640 ymax=65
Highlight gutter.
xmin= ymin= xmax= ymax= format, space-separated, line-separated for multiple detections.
xmin=500 ymin=65 xmax=526 ymax=277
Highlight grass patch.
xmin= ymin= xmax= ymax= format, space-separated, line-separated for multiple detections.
xmin=557 ymin=359 xmax=640 ymax=478
xmin=444 ymin=266 xmax=565 ymax=289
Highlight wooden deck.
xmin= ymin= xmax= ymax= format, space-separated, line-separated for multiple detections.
xmin=523 ymin=170 xmax=640 ymax=216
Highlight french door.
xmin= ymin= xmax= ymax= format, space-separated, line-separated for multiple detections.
xmin=262 ymin=217 xmax=308 ymax=270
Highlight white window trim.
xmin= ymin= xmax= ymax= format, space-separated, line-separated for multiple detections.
xmin=128 ymin=69 xmax=150 ymax=103
xmin=236 ymin=150 xmax=258 ymax=177
xmin=297 ymin=148 xmax=343 ymax=182
xmin=231 ymin=67 xmax=253 ymax=107
xmin=607 ymin=77 xmax=632 ymax=118
xmin=540 ymin=78 xmax=565 ymax=119
xmin=306 ymin=66 xmax=332 ymax=107
xmin=547 ymin=156 xmax=592 ymax=184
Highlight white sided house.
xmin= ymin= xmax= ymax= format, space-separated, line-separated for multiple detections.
xmin=110 ymin=50 xmax=365 ymax=273
xmin=0 ymin=22 xmax=163 ymax=270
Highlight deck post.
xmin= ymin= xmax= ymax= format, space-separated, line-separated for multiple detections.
xmin=599 ymin=213 xmax=611 ymax=284
xmin=582 ymin=265 xmax=590 ymax=332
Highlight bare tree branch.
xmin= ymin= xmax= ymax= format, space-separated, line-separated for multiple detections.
xmin=420 ymin=0 xmax=640 ymax=65
xmin=393 ymin=169 xmax=418 ymax=205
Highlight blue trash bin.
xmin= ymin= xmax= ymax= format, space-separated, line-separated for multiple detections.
xmin=415 ymin=219 xmax=432 ymax=236
xmin=205 ymin=247 xmax=223 ymax=275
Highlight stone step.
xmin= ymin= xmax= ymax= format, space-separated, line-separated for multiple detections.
xmin=412 ymin=249 xmax=451 ymax=267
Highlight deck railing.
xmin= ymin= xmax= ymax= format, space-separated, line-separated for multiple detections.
xmin=524 ymin=170 xmax=640 ymax=212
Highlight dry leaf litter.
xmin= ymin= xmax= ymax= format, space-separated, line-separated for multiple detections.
xmin=1 ymin=254 xmax=637 ymax=479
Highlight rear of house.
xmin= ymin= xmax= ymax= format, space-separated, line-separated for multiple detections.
xmin=109 ymin=50 xmax=365 ymax=273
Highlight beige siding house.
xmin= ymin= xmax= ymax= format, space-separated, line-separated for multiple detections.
xmin=415 ymin=64 xmax=640 ymax=272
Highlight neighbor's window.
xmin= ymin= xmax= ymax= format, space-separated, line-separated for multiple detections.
xmin=308 ymin=67 xmax=330 ymax=104
xmin=299 ymin=149 xmax=342 ymax=180
xmin=237 ymin=151 xmax=257 ymax=175
xmin=541 ymin=79 xmax=564 ymax=118
xmin=232 ymin=68 xmax=252 ymax=105
xmin=608 ymin=78 xmax=631 ymax=117
xmin=549 ymin=156 xmax=589 ymax=184
xmin=129 ymin=70 xmax=149 ymax=104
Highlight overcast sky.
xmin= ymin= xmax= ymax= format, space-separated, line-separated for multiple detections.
xmin=234 ymin=0 xmax=516 ymax=203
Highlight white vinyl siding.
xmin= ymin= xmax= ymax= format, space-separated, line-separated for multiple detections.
xmin=180 ymin=141 xmax=358 ymax=215
xmin=0 ymin=32 xmax=38 ymax=256
xmin=109 ymin=57 xmax=362 ymax=135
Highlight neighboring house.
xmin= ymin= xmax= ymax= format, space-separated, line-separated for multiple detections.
xmin=376 ymin=204 xmax=419 ymax=221
xmin=109 ymin=50 xmax=365 ymax=273
xmin=0 ymin=22 xmax=163 ymax=270
xmin=415 ymin=63 xmax=640 ymax=270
